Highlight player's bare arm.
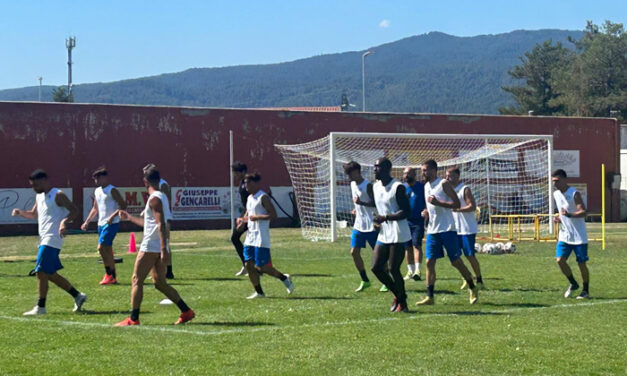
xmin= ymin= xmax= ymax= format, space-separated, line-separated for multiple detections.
xmin=429 ymin=180 xmax=461 ymax=209
xmin=55 ymin=191 xmax=79 ymax=238
xmin=354 ymin=183 xmax=376 ymax=207
xmin=111 ymin=188 xmax=128 ymax=210
xmin=81 ymin=199 xmax=98 ymax=231
xmin=119 ymin=210 xmax=144 ymax=227
xmin=562 ymin=192 xmax=587 ymax=218
xmin=250 ymin=195 xmax=276 ymax=221
xmin=12 ymin=202 xmax=38 ymax=220
xmin=455 ymin=187 xmax=477 ymax=213
xmin=150 ymin=196 xmax=168 ymax=260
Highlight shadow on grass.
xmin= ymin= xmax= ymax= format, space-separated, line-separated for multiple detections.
xmin=481 ymin=302 xmax=548 ymax=308
xmin=166 ymin=282 xmax=195 ymax=286
xmin=497 ymin=288 xmax=560 ymax=293
xmin=190 ymin=321 xmax=275 ymax=327
xmin=446 ymin=310 xmax=507 ymax=316
xmin=0 ymin=273 xmax=33 ymax=278
xmin=268 ymin=296 xmax=353 ymax=300
xmin=80 ymin=310 xmax=136 ymax=315
xmin=2 ymin=259 xmax=36 ymax=263
xmin=181 ymin=277 xmax=241 ymax=282
xmin=290 ymin=273 xmax=334 ymax=278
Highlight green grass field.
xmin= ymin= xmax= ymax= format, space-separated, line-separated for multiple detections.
xmin=0 ymin=226 xmax=625 ymax=375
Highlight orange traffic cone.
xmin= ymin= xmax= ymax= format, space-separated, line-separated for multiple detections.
xmin=128 ymin=232 xmax=137 ymax=253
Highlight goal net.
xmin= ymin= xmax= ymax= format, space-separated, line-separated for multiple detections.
xmin=275 ymin=132 xmax=553 ymax=241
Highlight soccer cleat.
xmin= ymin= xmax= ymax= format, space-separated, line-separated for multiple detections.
xmin=355 ymin=281 xmax=371 ymax=292
xmin=114 ymin=317 xmax=140 ymax=326
xmin=395 ymin=301 xmax=409 ymax=313
xmin=576 ymin=291 xmax=589 ymax=300
xmin=166 ymin=272 xmax=175 ymax=279
xmin=247 ymin=292 xmax=265 ymax=299
xmin=23 ymin=306 xmax=46 ymax=315
xmin=174 ymin=309 xmax=195 ymax=325
xmin=564 ymin=283 xmax=579 ymax=298
xmin=416 ymin=296 xmax=434 ymax=306
xmin=412 ymin=271 xmax=421 ymax=281
xmin=160 ymin=298 xmax=174 ymax=305
xmin=99 ymin=274 xmax=118 ymax=285
xmin=73 ymin=293 xmax=87 ymax=312
xmin=390 ymin=298 xmax=399 ymax=312
xmin=235 ymin=266 xmax=247 ymax=277
xmin=282 ymin=274 xmax=294 ymax=294
xmin=403 ymin=271 xmax=414 ymax=281
xmin=379 ymin=285 xmax=389 ymax=292
xmin=469 ymin=286 xmax=479 ymax=304
xmin=460 ymin=279 xmax=468 ymax=290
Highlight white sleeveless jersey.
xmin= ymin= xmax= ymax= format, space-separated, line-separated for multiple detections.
xmin=553 ymin=187 xmax=587 ymax=244
xmin=424 ymin=177 xmax=456 ymax=234
xmin=36 ymin=188 xmax=69 ymax=249
xmin=373 ymin=179 xmax=411 ymax=244
xmin=140 ymin=191 xmax=172 ymax=253
xmin=244 ymin=190 xmax=271 ymax=248
xmin=453 ymin=183 xmax=478 ymax=235
xmin=351 ymin=179 xmax=375 ymax=232
xmin=94 ymin=184 xmax=120 ymax=226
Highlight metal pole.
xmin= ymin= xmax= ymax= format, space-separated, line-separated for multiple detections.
xmin=329 ymin=133 xmax=337 ymax=242
xmin=484 ymin=139 xmax=492 ymax=232
xmin=66 ymin=36 xmax=76 ymax=98
xmin=547 ymin=138 xmax=554 ymax=234
xmin=229 ymin=131 xmax=235 ymax=232
xmin=602 ymin=163 xmax=605 ymax=250
xmin=361 ymin=51 xmax=373 ymax=112
xmin=38 ymin=77 xmax=42 ymax=102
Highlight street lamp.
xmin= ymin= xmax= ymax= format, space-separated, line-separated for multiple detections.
xmin=362 ymin=50 xmax=374 ymax=112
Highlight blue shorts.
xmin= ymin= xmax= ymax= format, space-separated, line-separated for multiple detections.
xmin=351 ymin=229 xmax=378 ymax=249
xmin=426 ymin=231 xmax=462 ymax=262
xmin=556 ymin=242 xmax=588 ymax=263
xmin=34 ymin=245 xmax=64 ymax=274
xmin=243 ymin=246 xmax=272 ymax=267
xmin=405 ymin=225 xmax=425 ymax=248
xmin=458 ymin=234 xmax=476 ymax=257
xmin=98 ymin=223 xmax=120 ymax=246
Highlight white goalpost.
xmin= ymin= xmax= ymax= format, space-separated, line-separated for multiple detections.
xmin=276 ymin=132 xmax=553 ymax=242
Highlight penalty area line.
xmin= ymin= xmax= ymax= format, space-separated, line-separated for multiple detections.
xmin=0 ymin=299 xmax=624 ymax=337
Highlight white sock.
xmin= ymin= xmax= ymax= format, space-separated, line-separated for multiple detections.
xmin=414 ymin=263 xmax=421 ymax=272
xmin=407 ymin=264 xmax=415 ymax=273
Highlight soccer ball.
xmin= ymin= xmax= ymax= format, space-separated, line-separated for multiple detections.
xmin=482 ymin=243 xmax=495 ymax=254
xmin=474 ymin=243 xmax=482 ymax=253
xmin=504 ymin=242 xmax=517 ymax=253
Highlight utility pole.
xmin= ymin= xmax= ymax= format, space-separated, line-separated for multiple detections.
xmin=38 ymin=77 xmax=43 ymax=102
xmin=66 ymin=36 xmax=76 ymax=100
xmin=361 ymin=50 xmax=374 ymax=112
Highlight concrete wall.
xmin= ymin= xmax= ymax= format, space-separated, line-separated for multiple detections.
xmin=0 ymin=101 xmax=620 ymax=234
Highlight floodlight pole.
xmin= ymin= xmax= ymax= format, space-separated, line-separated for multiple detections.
xmin=66 ymin=36 xmax=76 ymax=98
xmin=38 ymin=77 xmax=42 ymax=102
xmin=362 ymin=51 xmax=374 ymax=112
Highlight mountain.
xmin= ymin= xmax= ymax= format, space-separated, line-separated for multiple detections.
xmin=0 ymin=29 xmax=583 ymax=114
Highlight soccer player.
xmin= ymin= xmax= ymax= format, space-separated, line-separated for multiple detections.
xmin=371 ymin=158 xmax=411 ymax=313
xmin=241 ymin=173 xmax=294 ymax=299
xmin=114 ymin=167 xmax=195 ymax=326
xmin=402 ymin=166 xmax=425 ymax=282
xmin=81 ymin=166 xmax=127 ymax=285
xmin=446 ymin=167 xmax=484 ymax=289
xmin=142 ymin=163 xmax=174 ymax=279
xmin=12 ymin=169 xmax=87 ymax=315
xmin=344 ymin=161 xmax=378 ymax=292
xmin=552 ymin=169 xmax=589 ymax=299
xmin=417 ymin=160 xmax=478 ymax=306
xmin=231 ymin=162 xmax=250 ymax=276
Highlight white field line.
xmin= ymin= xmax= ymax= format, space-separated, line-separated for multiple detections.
xmin=0 ymin=299 xmax=624 ymax=337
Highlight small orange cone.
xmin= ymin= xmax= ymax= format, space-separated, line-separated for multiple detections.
xmin=128 ymin=232 xmax=137 ymax=253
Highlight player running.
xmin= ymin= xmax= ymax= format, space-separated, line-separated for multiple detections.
xmin=402 ymin=166 xmax=425 ymax=282
xmin=231 ymin=162 xmax=250 ymax=276
xmin=552 ymin=169 xmax=590 ymax=299
xmin=81 ymin=166 xmax=127 ymax=285
xmin=416 ymin=160 xmax=478 ymax=306
xmin=241 ymin=173 xmax=294 ymax=299
xmin=344 ymin=161 xmax=378 ymax=292
xmin=114 ymin=167 xmax=195 ymax=326
xmin=13 ymin=169 xmax=87 ymax=315
xmin=371 ymin=158 xmax=411 ymax=313
xmin=446 ymin=167 xmax=484 ymax=290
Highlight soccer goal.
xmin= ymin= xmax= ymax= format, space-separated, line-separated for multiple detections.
xmin=275 ymin=132 xmax=553 ymax=242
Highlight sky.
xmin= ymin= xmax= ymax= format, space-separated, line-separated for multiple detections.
xmin=0 ymin=0 xmax=625 ymax=90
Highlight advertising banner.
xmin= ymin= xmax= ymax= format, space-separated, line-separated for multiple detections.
xmin=0 ymin=188 xmax=73 ymax=224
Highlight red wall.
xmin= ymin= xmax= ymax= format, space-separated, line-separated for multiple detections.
xmin=0 ymin=101 xmax=620 ymax=234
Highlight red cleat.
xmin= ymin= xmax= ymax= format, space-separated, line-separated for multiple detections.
xmin=174 ymin=309 xmax=195 ymax=325
xmin=99 ymin=274 xmax=118 ymax=285
xmin=114 ymin=317 xmax=140 ymax=326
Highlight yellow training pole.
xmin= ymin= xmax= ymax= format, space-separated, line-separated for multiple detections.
xmin=602 ymin=163 xmax=606 ymax=250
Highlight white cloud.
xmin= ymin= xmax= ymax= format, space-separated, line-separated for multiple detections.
xmin=379 ymin=19 xmax=390 ymax=28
